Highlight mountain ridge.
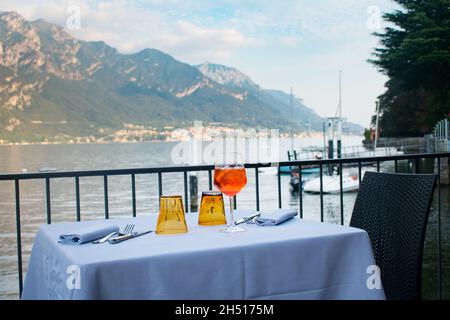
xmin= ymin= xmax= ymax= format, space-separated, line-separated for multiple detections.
xmin=0 ymin=11 xmax=362 ymax=143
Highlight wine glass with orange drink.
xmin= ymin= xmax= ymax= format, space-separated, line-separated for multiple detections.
xmin=214 ymin=163 xmax=248 ymax=233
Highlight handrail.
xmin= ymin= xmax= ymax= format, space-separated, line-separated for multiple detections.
xmin=1 ymin=152 xmax=448 ymax=180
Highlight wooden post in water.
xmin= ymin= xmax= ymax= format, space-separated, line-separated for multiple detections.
xmin=189 ymin=175 xmax=199 ymax=212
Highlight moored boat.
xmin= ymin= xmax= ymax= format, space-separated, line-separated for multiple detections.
xmin=303 ymin=174 xmax=359 ymax=194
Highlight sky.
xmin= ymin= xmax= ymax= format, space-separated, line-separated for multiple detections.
xmin=1 ymin=0 xmax=400 ymax=127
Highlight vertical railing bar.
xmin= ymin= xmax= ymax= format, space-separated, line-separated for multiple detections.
xmin=255 ymin=167 xmax=260 ymax=211
xmin=437 ymin=157 xmax=442 ymax=300
xmin=415 ymin=158 xmax=420 ymax=174
xmin=320 ymin=164 xmax=324 ymax=222
xmin=158 ymin=172 xmax=162 ymax=209
xmin=208 ymin=170 xmax=213 ymax=191
xmin=75 ymin=176 xmax=81 ymax=221
xmin=158 ymin=172 xmax=162 ymax=197
xmin=45 ymin=177 xmax=51 ymax=224
xmin=183 ymin=171 xmax=189 ymax=213
xmin=131 ymin=174 xmax=136 ymax=217
xmin=103 ymin=175 xmax=109 ymax=219
xmin=277 ymin=166 xmax=282 ymax=209
xmin=15 ymin=179 xmax=23 ymax=296
xmin=394 ymin=159 xmax=398 ymax=173
xmin=358 ymin=161 xmax=362 ymax=185
xmin=298 ymin=165 xmax=303 ymax=218
xmin=339 ymin=163 xmax=344 ymax=225
xmin=376 ymin=160 xmax=380 ymax=172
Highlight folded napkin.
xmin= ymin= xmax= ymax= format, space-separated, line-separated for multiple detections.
xmin=58 ymin=224 xmax=119 ymax=245
xmin=254 ymin=209 xmax=298 ymax=226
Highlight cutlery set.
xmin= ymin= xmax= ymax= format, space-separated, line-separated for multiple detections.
xmin=92 ymin=224 xmax=153 ymax=245
xmin=91 ymin=213 xmax=259 ymax=245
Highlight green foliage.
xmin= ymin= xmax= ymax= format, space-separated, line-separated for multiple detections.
xmin=370 ymin=0 xmax=450 ymax=136
xmin=363 ymin=128 xmax=372 ymax=144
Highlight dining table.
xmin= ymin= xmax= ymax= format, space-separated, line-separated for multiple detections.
xmin=21 ymin=210 xmax=385 ymax=300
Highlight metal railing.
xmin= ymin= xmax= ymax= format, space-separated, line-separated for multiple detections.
xmin=287 ymin=143 xmax=427 ymax=162
xmin=0 ymin=152 xmax=449 ymax=298
xmin=434 ymin=118 xmax=449 ymax=152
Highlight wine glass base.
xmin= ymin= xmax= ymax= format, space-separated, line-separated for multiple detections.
xmin=220 ymin=225 xmax=247 ymax=233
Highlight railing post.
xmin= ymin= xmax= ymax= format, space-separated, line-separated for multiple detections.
xmin=255 ymin=167 xmax=260 ymax=211
xmin=339 ymin=163 xmax=344 ymax=225
xmin=277 ymin=165 xmax=282 ymax=209
xmin=75 ymin=176 xmax=81 ymax=221
xmin=208 ymin=170 xmax=213 ymax=191
xmin=103 ymin=175 xmax=109 ymax=219
xmin=358 ymin=161 xmax=362 ymax=185
xmin=131 ymin=174 xmax=136 ymax=217
xmin=158 ymin=172 xmax=162 ymax=209
xmin=183 ymin=171 xmax=189 ymax=213
xmin=298 ymin=165 xmax=303 ymax=218
xmin=437 ymin=157 xmax=442 ymax=300
xmin=157 ymin=172 xmax=162 ymax=194
xmin=15 ymin=180 xmax=23 ymax=296
xmin=319 ymin=164 xmax=324 ymax=222
xmin=45 ymin=178 xmax=51 ymax=224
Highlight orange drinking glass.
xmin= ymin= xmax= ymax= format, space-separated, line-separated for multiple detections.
xmin=198 ymin=191 xmax=226 ymax=226
xmin=156 ymin=195 xmax=188 ymax=235
xmin=214 ymin=164 xmax=247 ymax=233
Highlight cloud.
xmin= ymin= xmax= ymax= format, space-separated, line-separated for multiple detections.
xmin=277 ymin=36 xmax=299 ymax=46
xmin=1 ymin=0 xmax=396 ymax=62
xmin=0 ymin=0 xmax=263 ymax=63
xmin=159 ymin=20 xmax=261 ymax=62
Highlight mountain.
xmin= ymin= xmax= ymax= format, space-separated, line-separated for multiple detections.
xmin=196 ymin=63 xmax=259 ymax=90
xmin=0 ymin=12 xmax=362 ymax=143
xmin=263 ymin=89 xmax=324 ymax=130
xmin=195 ymin=64 xmax=346 ymax=132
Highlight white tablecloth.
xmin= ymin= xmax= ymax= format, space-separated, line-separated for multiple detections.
xmin=22 ymin=211 xmax=385 ymax=300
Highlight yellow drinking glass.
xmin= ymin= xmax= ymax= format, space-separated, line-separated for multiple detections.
xmin=198 ymin=191 xmax=226 ymax=226
xmin=156 ymin=195 xmax=188 ymax=235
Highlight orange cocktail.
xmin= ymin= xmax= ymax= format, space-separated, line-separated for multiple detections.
xmin=213 ymin=166 xmax=247 ymax=197
xmin=213 ymin=164 xmax=247 ymax=233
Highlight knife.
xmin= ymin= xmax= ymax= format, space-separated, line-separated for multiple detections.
xmin=91 ymin=231 xmax=118 ymax=244
xmin=108 ymin=230 xmax=153 ymax=244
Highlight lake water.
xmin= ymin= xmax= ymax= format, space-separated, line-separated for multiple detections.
xmin=0 ymin=137 xmax=448 ymax=299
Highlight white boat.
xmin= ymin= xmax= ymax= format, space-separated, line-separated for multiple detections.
xmin=303 ymin=173 xmax=359 ymax=194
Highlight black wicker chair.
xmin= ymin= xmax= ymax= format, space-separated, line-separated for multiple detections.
xmin=350 ymin=171 xmax=437 ymax=300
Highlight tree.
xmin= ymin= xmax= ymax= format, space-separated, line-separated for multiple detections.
xmin=370 ymin=0 xmax=450 ymax=137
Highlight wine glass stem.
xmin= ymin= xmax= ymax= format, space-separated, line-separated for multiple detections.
xmin=229 ymin=196 xmax=234 ymax=227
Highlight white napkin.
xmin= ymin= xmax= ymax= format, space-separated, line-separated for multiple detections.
xmin=254 ymin=209 xmax=298 ymax=226
xmin=58 ymin=224 xmax=119 ymax=245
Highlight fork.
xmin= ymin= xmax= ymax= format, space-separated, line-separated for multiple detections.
xmin=121 ymin=224 xmax=135 ymax=235
xmin=92 ymin=224 xmax=135 ymax=244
